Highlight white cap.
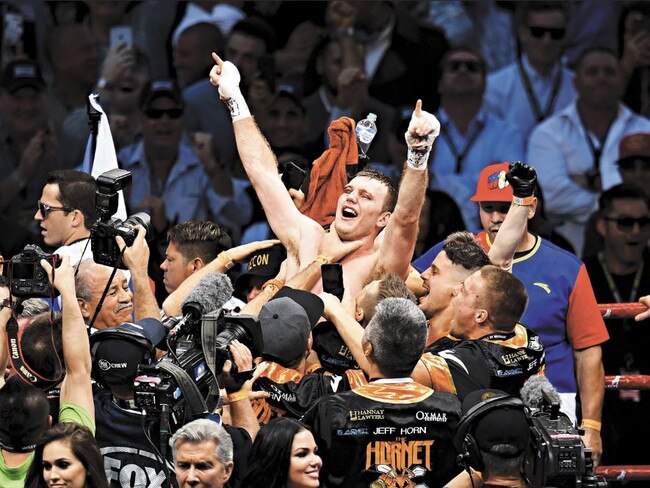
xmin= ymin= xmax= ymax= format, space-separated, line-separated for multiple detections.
xmin=367 ymin=113 xmax=377 ymax=122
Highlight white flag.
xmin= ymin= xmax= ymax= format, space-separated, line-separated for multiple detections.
xmin=81 ymin=93 xmax=128 ymax=220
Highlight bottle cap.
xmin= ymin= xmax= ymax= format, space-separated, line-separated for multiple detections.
xmin=367 ymin=113 xmax=377 ymax=122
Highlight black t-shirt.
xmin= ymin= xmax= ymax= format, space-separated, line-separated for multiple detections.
xmin=583 ymin=254 xmax=650 ymax=466
xmin=422 ymin=325 xmax=546 ymax=399
xmin=252 ymin=361 xmax=358 ymax=424
xmin=303 ymin=381 xmax=461 ymax=488
xmin=583 ymin=254 xmax=650 ymax=375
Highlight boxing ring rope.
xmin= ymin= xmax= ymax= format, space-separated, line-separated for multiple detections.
xmin=598 ymin=302 xmax=647 ymax=319
xmin=593 ymin=303 xmax=650 ymax=481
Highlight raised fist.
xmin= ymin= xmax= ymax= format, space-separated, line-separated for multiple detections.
xmin=506 ymin=161 xmax=537 ymax=198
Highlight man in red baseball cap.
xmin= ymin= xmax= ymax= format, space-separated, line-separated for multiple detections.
xmin=415 ymin=161 xmax=608 ymax=464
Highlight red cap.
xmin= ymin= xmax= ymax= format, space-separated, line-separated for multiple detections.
xmin=470 ymin=162 xmax=512 ymax=202
xmin=618 ymin=133 xmax=650 ymax=161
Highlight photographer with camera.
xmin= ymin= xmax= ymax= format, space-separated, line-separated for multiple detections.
xmin=445 ymin=389 xmax=530 ymax=488
xmin=0 ymin=255 xmax=95 ymax=488
xmin=75 ymin=223 xmax=157 ymax=333
xmin=446 ymin=379 xmax=608 ymax=488
xmin=34 ymin=170 xmax=98 ymax=264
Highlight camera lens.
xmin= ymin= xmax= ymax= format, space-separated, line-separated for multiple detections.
xmin=124 ymin=212 xmax=152 ymax=240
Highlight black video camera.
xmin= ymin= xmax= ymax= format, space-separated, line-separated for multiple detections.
xmin=526 ymin=391 xmax=607 ymax=488
xmin=90 ymin=169 xmax=152 ymax=269
xmin=202 ymin=312 xmax=263 ymax=376
xmin=134 ymin=356 xmax=212 ymax=434
xmin=4 ymin=244 xmax=59 ymax=298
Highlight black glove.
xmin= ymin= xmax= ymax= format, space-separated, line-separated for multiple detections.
xmin=506 ymin=161 xmax=537 ymax=198
xmin=223 ymin=367 xmax=254 ymax=394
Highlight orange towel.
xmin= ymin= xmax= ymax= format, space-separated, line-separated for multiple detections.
xmin=299 ymin=117 xmax=358 ymax=227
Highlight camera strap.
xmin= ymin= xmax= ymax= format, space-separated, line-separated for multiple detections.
xmin=200 ymin=314 xmax=222 ymax=406
xmin=5 ymin=317 xmax=64 ymax=389
xmin=89 ymin=264 xmax=119 ymax=330
xmin=156 ymin=361 xmax=209 ymax=419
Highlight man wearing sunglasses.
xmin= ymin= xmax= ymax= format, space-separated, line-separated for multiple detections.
xmin=485 ymin=2 xmax=576 ymax=141
xmin=430 ymin=47 xmax=524 ymax=232
xmin=119 ymin=79 xmax=252 ymax=242
xmin=34 ymin=169 xmax=98 ymax=264
xmin=584 ymin=183 xmax=650 ymax=468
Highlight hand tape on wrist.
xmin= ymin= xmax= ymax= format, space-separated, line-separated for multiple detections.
xmin=224 ymin=92 xmax=251 ymax=122
xmin=512 ymin=195 xmax=536 ymax=206
xmin=262 ymin=278 xmax=284 ymax=291
xmin=406 ymin=148 xmax=430 ymax=170
xmin=227 ymin=389 xmax=250 ymax=403
xmin=217 ymin=252 xmax=235 ymax=270
xmin=581 ymin=419 xmax=602 ymax=432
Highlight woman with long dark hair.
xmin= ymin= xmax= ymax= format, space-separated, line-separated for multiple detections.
xmin=237 ymin=417 xmax=321 ymax=488
xmin=24 ymin=422 xmax=108 ymax=488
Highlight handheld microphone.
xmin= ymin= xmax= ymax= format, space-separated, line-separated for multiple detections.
xmin=168 ymin=273 xmax=233 ymax=335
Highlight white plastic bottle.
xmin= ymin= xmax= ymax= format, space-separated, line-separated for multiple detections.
xmin=355 ymin=113 xmax=377 ymax=157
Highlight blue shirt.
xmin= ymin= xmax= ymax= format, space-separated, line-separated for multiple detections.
xmin=430 ymin=108 xmax=525 ymax=230
xmin=119 ymin=141 xmax=252 ymax=230
xmin=485 ymin=54 xmax=577 ymax=141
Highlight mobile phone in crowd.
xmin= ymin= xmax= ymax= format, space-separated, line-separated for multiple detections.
xmin=281 ymin=161 xmax=307 ymax=191
xmin=110 ymin=25 xmax=132 ymax=48
xmin=322 ymin=263 xmax=344 ymax=301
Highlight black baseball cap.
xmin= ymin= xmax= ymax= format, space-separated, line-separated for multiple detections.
xmin=1 ymin=60 xmax=46 ymax=94
xmin=234 ymin=244 xmax=286 ymax=296
xmin=259 ymin=289 xmax=323 ymax=365
xmin=461 ymin=389 xmax=530 ymax=456
xmin=91 ymin=319 xmax=166 ymax=387
xmin=139 ymin=79 xmax=184 ymax=109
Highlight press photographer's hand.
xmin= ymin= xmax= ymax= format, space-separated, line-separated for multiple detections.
xmin=41 ymin=254 xmax=73 ymax=294
xmin=116 ymin=225 xmax=149 ymax=275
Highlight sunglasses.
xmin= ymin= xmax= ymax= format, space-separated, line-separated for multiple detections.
xmin=480 ymin=202 xmax=511 ymax=214
xmin=618 ymin=156 xmax=650 ymax=170
xmin=603 ymin=216 xmax=650 ymax=232
xmin=445 ymin=59 xmax=484 ymax=73
xmin=144 ymin=107 xmax=183 ymax=119
xmin=528 ymin=26 xmax=566 ymax=40
xmin=37 ymin=200 xmax=73 ymax=218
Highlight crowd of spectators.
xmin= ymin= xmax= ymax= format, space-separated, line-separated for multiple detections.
xmin=2 ymin=1 xmax=650 ymax=487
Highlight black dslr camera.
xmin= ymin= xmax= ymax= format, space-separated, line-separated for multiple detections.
xmin=526 ymin=391 xmax=607 ymax=488
xmin=4 ymin=244 xmax=59 ymax=298
xmin=90 ymin=169 xmax=152 ymax=269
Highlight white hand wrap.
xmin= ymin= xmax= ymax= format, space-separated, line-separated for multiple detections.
xmin=218 ymin=61 xmax=251 ymax=121
xmin=405 ymin=110 xmax=439 ymax=170
xmin=406 ymin=148 xmax=430 ymax=171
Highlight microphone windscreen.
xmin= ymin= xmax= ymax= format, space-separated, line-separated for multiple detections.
xmin=181 ymin=273 xmax=234 ymax=318
xmin=520 ymin=375 xmax=561 ymax=409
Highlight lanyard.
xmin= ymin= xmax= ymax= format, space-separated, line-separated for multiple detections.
xmin=517 ymin=58 xmax=563 ymax=122
xmin=597 ymin=252 xmax=643 ymax=303
xmin=439 ymin=119 xmax=486 ymax=173
xmin=579 ymin=117 xmax=613 ymax=173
